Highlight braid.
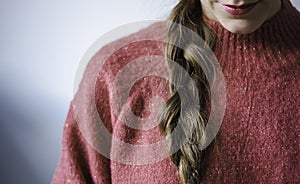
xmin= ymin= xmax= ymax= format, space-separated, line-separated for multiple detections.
xmin=159 ymin=0 xmax=216 ymax=183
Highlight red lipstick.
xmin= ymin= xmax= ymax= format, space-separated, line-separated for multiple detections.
xmin=221 ymin=2 xmax=258 ymax=15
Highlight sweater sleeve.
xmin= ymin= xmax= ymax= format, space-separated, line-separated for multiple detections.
xmin=52 ymin=42 xmax=117 ymax=184
xmin=52 ymin=22 xmax=168 ymax=183
xmin=52 ymin=104 xmax=112 ymax=184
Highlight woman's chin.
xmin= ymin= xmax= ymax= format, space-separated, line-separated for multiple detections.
xmin=219 ymin=19 xmax=263 ymax=34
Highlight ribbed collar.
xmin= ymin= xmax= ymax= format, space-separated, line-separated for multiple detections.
xmin=200 ymin=0 xmax=299 ymax=75
xmin=204 ymin=0 xmax=300 ymax=48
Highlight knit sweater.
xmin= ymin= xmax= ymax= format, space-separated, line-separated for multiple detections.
xmin=52 ymin=0 xmax=300 ymax=183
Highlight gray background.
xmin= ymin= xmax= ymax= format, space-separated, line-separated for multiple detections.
xmin=0 ymin=1 xmax=299 ymax=183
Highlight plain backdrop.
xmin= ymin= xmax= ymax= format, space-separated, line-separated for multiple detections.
xmin=0 ymin=1 xmax=299 ymax=183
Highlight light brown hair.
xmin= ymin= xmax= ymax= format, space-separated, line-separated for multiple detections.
xmin=159 ymin=0 xmax=216 ymax=183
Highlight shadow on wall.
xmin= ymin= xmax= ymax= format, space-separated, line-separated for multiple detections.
xmin=0 ymin=90 xmax=65 ymax=183
xmin=0 ymin=126 xmax=41 ymax=183
xmin=0 ymin=98 xmax=42 ymax=183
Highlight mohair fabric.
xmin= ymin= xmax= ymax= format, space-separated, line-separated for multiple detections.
xmin=52 ymin=0 xmax=299 ymax=183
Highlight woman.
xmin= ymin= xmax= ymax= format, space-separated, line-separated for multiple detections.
xmin=53 ymin=0 xmax=300 ymax=183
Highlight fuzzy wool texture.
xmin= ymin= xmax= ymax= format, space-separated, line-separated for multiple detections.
xmin=52 ymin=0 xmax=300 ymax=183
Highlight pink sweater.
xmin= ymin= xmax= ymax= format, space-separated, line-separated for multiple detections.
xmin=53 ymin=0 xmax=300 ymax=183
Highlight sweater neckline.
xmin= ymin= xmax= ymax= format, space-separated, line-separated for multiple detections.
xmin=204 ymin=0 xmax=300 ymax=40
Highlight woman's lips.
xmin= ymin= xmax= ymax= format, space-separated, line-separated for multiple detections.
xmin=221 ymin=2 xmax=259 ymax=15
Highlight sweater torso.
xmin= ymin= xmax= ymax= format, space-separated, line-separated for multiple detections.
xmin=202 ymin=1 xmax=300 ymax=182
xmin=96 ymin=1 xmax=300 ymax=183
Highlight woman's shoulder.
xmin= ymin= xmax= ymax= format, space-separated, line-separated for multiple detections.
xmin=77 ymin=22 xmax=167 ymax=90
xmin=73 ymin=21 xmax=169 ymax=118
